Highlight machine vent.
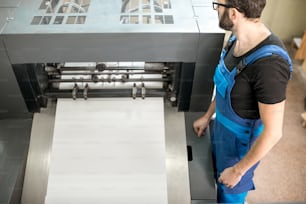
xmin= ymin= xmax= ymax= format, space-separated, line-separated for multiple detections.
xmin=120 ymin=0 xmax=174 ymax=24
xmin=31 ymin=0 xmax=90 ymax=25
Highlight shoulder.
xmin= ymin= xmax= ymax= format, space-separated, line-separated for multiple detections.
xmin=252 ymin=55 xmax=290 ymax=79
xmin=245 ymin=33 xmax=287 ymax=57
xmin=260 ymin=33 xmax=285 ymax=48
xmin=245 ymin=33 xmax=291 ymax=77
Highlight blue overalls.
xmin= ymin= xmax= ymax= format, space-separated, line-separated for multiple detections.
xmin=212 ymin=35 xmax=292 ymax=203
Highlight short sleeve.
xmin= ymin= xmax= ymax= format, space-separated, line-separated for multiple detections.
xmin=251 ymin=55 xmax=291 ymax=104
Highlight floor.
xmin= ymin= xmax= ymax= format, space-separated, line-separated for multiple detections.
xmin=247 ymin=45 xmax=306 ymax=203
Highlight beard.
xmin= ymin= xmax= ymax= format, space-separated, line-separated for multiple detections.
xmin=219 ymin=9 xmax=234 ymax=31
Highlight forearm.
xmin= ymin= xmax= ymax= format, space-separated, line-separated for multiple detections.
xmin=217 ymin=130 xmax=283 ymax=189
xmin=233 ymin=101 xmax=285 ymax=176
xmin=203 ymin=99 xmax=216 ymax=120
xmin=233 ymin=130 xmax=282 ymax=176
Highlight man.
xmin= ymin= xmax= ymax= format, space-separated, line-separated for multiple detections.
xmin=193 ymin=0 xmax=292 ymax=203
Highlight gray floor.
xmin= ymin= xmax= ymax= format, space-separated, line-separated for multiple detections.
xmin=247 ymin=45 xmax=306 ymax=203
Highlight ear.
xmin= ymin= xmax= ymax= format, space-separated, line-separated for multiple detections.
xmin=229 ymin=7 xmax=240 ymax=21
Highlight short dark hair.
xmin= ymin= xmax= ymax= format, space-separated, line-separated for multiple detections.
xmin=226 ymin=0 xmax=266 ymax=18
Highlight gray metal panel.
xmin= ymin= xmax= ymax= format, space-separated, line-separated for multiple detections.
xmin=22 ymin=101 xmax=192 ymax=204
xmin=194 ymin=6 xmax=224 ymax=34
xmin=164 ymin=101 xmax=191 ymax=204
xmin=21 ymin=102 xmax=56 ymax=204
xmin=0 ymin=7 xmax=17 ymax=34
xmin=0 ymin=118 xmax=32 ymax=204
xmin=194 ymin=7 xmax=223 ymax=34
xmin=196 ymin=34 xmax=224 ymax=64
xmin=191 ymin=0 xmax=211 ymax=7
xmin=185 ymin=112 xmax=216 ymax=200
xmin=0 ymin=0 xmax=23 ymax=8
xmin=3 ymin=33 xmax=199 ymax=63
xmin=190 ymin=34 xmax=224 ymax=111
xmin=0 ymin=40 xmax=31 ymax=119
xmin=189 ymin=62 xmax=215 ymax=111
xmin=190 ymin=2 xmax=224 ymax=111
xmin=191 ymin=200 xmax=216 ymax=204
xmin=0 ymin=0 xmax=22 ymax=34
xmin=0 ymin=9 xmax=9 ymax=34
xmin=3 ymin=0 xmax=198 ymax=34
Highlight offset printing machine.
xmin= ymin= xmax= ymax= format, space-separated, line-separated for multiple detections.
xmin=0 ymin=0 xmax=225 ymax=203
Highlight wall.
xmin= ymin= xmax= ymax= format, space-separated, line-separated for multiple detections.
xmin=262 ymin=0 xmax=306 ymax=41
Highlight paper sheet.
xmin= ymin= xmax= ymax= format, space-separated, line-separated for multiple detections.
xmin=45 ymin=98 xmax=168 ymax=204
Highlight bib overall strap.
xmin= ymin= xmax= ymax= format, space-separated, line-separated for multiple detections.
xmin=220 ymin=35 xmax=237 ymax=59
xmin=236 ymin=44 xmax=293 ymax=75
xmin=224 ymin=35 xmax=237 ymax=52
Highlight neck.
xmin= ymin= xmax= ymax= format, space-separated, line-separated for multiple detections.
xmin=232 ymin=20 xmax=271 ymax=56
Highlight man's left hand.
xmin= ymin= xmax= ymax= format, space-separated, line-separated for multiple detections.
xmin=218 ymin=166 xmax=243 ymax=189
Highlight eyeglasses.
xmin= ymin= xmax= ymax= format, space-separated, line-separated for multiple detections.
xmin=212 ymin=2 xmax=234 ymax=10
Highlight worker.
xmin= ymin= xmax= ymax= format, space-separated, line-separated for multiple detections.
xmin=193 ymin=0 xmax=292 ymax=203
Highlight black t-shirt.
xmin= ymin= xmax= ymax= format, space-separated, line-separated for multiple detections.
xmin=223 ymin=34 xmax=291 ymax=119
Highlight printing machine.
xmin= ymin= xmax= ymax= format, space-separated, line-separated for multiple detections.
xmin=0 ymin=0 xmax=225 ymax=203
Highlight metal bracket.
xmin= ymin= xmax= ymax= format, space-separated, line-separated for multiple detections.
xmin=83 ymin=83 xmax=89 ymax=100
xmin=132 ymin=83 xmax=137 ymax=99
xmin=72 ymin=83 xmax=78 ymax=100
xmin=141 ymin=82 xmax=146 ymax=99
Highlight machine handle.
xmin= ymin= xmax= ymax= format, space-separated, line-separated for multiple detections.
xmin=187 ymin=145 xmax=193 ymax=161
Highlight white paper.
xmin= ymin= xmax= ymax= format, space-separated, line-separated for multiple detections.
xmin=45 ymin=98 xmax=168 ymax=204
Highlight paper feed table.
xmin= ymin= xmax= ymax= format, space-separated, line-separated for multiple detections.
xmin=45 ymin=98 xmax=168 ymax=204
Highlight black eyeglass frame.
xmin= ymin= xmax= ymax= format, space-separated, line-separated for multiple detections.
xmin=212 ymin=2 xmax=234 ymax=10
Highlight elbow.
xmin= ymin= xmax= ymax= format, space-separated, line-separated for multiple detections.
xmin=268 ymin=129 xmax=283 ymax=145
xmin=260 ymin=127 xmax=283 ymax=145
xmin=275 ymin=132 xmax=283 ymax=142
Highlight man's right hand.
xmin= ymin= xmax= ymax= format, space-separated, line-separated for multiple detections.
xmin=193 ymin=116 xmax=210 ymax=137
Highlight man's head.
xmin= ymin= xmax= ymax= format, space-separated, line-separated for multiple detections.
xmin=213 ymin=0 xmax=266 ymax=31
xmin=224 ymin=0 xmax=266 ymax=19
